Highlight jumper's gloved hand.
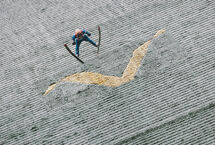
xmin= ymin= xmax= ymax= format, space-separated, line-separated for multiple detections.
xmin=72 ymin=41 xmax=76 ymax=45
xmin=87 ymin=33 xmax=91 ymax=37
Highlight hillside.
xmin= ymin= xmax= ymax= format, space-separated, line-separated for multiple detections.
xmin=0 ymin=1 xmax=215 ymax=144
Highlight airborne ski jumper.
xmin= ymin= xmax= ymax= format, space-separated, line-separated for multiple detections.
xmin=64 ymin=27 xmax=101 ymax=64
xmin=72 ymin=29 xmax=98 ymax=57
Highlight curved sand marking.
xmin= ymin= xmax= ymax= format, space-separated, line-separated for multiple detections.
xmin=44 ymin=29 xmax=165 ymax=96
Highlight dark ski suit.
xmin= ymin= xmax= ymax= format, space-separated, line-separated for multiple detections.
xmin=72 ymin=30 xmax=97 ymax=57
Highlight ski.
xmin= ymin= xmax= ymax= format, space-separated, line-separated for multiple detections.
xmin=64 ymin=44 xmax=84 ymax=64
xmin=97 ymin=26 xmax=101 ymax=54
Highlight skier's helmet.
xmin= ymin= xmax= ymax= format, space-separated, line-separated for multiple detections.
xmin=75 ymin=29 xmax=83 ymax=37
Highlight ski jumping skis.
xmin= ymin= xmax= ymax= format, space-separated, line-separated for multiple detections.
xmin=97 ymin=26 xmax=101 ymax=54
xmin=64 ymin=44 xmax=84 ymax=64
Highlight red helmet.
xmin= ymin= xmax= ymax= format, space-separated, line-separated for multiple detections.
xmin=75 ymin=29 xmax=83 ymax=37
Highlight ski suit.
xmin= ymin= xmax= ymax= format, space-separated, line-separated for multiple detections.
xmin=72 ymin=30 xmax=97 ymax=56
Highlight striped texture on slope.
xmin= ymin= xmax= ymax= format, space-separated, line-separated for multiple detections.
xmin=43 ymin=29 xmax=165 ymax=95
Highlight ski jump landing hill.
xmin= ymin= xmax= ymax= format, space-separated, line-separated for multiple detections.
xmin=1 ymin=1 xmax=215 ymax=145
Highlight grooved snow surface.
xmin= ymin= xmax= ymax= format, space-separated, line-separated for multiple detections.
xmin=1 ymin=1 xmax=215 ymax=145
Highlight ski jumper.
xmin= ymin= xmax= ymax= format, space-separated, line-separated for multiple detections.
xmin=72 ymin=30 xmax=97 ymax=56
